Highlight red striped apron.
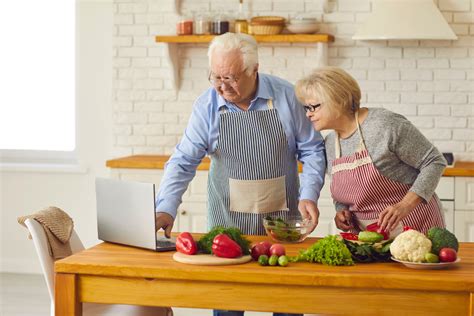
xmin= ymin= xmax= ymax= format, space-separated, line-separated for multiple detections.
xmin=330 ymin=112 xmax=445 ymax=237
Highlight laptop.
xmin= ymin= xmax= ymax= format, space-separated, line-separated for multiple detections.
xmin=95 ymin=177 xmax=176 ymax=251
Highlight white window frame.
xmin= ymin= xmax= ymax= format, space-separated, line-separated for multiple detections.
xmin=0 ymin=0 xmax=80 ymax=172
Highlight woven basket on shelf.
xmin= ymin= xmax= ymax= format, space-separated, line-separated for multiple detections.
xmin=249 ymin=16 xmax=285 ymax=35
xmin=251 ymin=16 xmax=286 ymax=25
xmin=249 ymin=24 xmax=284 ymax=35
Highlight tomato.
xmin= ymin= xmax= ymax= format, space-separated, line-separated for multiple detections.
xmin=251 ymin=241 xmax=272 ymax=260
xmin=269 ymin=243 xmax=286 ymax=256
xmin=438 ymin=248 xmax=457 ymax=262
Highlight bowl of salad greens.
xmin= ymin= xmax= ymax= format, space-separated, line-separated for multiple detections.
xmin=263 ymin=215 xmax=312 ymax=243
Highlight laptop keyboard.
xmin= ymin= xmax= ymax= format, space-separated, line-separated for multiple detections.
xmin=156 ymin=239 xmax=176 ymax=248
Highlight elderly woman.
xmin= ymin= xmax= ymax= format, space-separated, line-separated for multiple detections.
xmin=295 ymin=67 xmax=446 ymax=237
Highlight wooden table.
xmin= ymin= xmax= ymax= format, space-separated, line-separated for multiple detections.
xmin=55 ymin=236 xmax=474 ymax=316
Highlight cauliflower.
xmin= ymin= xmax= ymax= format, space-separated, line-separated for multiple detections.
xmin=390 ymin=230 xmax=432 ymax=263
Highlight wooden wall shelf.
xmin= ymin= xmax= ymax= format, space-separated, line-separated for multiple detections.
xmin=156 ymin=34 xmax=334 ymax=43
xmin=155 ymin=33 xmax=335 ymax=90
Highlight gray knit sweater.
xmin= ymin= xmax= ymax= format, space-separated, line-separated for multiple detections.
xmin=325 ymin=108 xmax=447 ymax=211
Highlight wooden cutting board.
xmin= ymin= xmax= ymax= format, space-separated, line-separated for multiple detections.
xmin=173 ymin=252 xmax=252 ymax=265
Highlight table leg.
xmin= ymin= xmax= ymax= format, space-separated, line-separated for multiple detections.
xmin=55 ymin=273 xmax=82 ymax=316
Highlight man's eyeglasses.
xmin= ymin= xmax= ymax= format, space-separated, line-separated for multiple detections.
xmin=303 ymin=104 xmax=321 ymax=112
xmin=208 ymin=73 xmax=240 ymax=86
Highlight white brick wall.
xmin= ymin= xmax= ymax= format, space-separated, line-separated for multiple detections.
xmin=112 ymin=0 xmax=474 ymax=160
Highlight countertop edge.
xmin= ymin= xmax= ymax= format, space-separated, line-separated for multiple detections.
xmin=106 ymin=155 xmax=474 ymax=177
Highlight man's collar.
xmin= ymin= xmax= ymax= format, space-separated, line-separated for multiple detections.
xmin=217 ymin=73 xmax=272 ymax=110
xmin=253 ymin=73 xmax=272 ymax=101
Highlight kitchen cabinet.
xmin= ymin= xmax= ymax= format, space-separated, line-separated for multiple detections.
xmin=454 ymin=211 xmax=474 ymax=242
xmin=454 ymin=177 xmax=474 ymax=242
xmin=455 ymin=177 xmax=474 ymax=210
xmin=436 ymin=177 xmax=455 ymax=233
xmin=155 ymin=34 xmax=334 ymax=90
xmin=435 ymin=177 xmax=474 ymax=241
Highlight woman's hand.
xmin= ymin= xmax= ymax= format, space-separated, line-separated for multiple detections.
xmin=378 ymin=192 xmax=422 ymax=232
xmin=334 ymin=210 xmax=353 ymax=231
xmin=298 ymin=199 xmax=319 ymax=233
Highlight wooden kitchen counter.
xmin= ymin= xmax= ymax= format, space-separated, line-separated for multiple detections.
xmin=55 ymin=236 xmax=474 ymax=315
xmin=107 ymin=155 xmax=474 ymax=176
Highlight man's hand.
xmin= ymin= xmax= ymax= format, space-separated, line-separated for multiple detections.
xmin=298 ymin=199 xmax=319 ymax=233
xmin=334 ymin=209 xmax=353 ymax=231
xmin=155 ymin=212 xmax=175 ymax=238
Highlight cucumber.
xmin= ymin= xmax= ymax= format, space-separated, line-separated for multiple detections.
xmin=358 ymin=231 xmax=384 ymax=243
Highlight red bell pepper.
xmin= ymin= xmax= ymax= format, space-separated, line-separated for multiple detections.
xmin=366 ymin=222 xmax=389 ymax=240
xmin=340 ymin=232 xmax=359 ymax=241
xmin=176 ymin=232 xmax=198 ymax=255
xmin=211 ymin=233 xmax=242 ymax=258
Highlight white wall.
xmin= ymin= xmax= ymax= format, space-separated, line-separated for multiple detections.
xmin=112 ymin=0 xmax=473 ymax=160
xmin=0 ymin=0 xmax=113 ymax=273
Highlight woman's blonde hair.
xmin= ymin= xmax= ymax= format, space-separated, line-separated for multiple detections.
xmin=295 ymin=67 xmax=361 ymax=115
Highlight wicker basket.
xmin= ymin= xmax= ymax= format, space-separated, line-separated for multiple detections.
xmin=249 ymin=24 xmax=284 ymax=35
xmin=249 ymin=16 xmax=285 ymax=35
xmin=251 ymin=16 xmax=286 ymax=25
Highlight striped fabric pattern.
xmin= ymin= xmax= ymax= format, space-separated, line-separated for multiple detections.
xmin=331 ymin=149 xmax=445 ymax=234
xmin=208 ymin=105 xmax=300 ymax=235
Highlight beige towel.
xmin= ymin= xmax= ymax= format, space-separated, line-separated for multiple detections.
xmin=18 ymin=206 xmax=74 ymax=260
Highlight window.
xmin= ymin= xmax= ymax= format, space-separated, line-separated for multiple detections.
xmin=0 ymin=0 xmax=75 ymax=164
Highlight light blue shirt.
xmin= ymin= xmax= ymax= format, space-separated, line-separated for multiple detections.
xmin=156 ymin=73 xmax=326 ymax=218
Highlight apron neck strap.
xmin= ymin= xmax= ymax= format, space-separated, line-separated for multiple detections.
xmin=267 ymin=98 xmax=273 ymax=110
xmin=335 ymin=111 xmax=367 ymax=159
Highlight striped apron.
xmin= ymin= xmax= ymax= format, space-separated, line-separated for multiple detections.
xmin=208 ymin=99 xmax=300 ymax=235
xmin=330 ymin=112 xmax=445 ymax=237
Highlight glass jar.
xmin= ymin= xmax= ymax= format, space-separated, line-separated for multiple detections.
xmin=176 ymin=16 xmax=193 ymax=35
xmin=234 ymin=19 xmax=248 ymax=34
xmin=194 ymin=13 xmax=210 ymax=35
xmin=211 ymin=14 xmax=230 ymax=35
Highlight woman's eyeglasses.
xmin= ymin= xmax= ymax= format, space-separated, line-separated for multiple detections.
xmin=303 ymin=104 xmax=321 ymax=112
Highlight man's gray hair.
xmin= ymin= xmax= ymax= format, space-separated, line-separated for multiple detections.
xmin=208 ymin=33 xmax=258 ymax=76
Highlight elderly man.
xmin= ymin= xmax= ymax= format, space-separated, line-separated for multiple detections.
xmin=156 ymin=32 xmax=325 ymax=235
xmin=155 ymin=32 xmax=325 ymax=316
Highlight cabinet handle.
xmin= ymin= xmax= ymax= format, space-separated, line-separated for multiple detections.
xmin=180 ymin=210 xmax=187 ymax=215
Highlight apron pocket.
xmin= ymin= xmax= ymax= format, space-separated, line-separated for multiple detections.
xmin=229 ymin=175 xmax=288 ymax=214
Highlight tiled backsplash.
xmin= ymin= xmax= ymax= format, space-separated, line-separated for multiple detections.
xmin=113 ymin=0 xmax=473 ymax=160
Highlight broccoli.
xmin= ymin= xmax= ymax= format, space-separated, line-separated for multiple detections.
xmin=427 ymin=227 xmax=459 ymax=255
